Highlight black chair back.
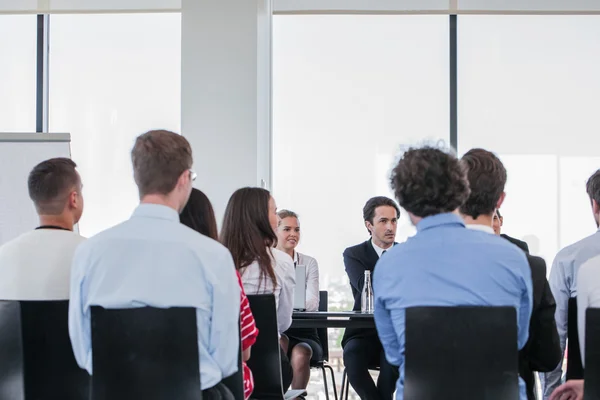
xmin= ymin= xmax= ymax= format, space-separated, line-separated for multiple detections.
xmin=247 ymin=294 xmax=284 ymax=399
xmin=585 ymin=308 xmax=600 ymax=399
xmin=222 ymin=322 xmax=244 ymax=400
xmin=91 ymin=306 xmax=201 ymax=400
xmin=317 ymin=291 xmax=329 ymax=362
xmin=567 ymin=297 xmax=584 ymax=380
xmin=0 ymin=300 xmax=89 ymax=400
xmin=404 ymin=306 xmax=519 ymax=400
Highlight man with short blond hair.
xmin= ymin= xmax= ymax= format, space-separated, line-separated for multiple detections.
xmin=69 ymin=130 xmax=240 ymax=399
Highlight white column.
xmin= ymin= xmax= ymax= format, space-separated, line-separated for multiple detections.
xmin=181 ymin=0 xmax=272 ymax=223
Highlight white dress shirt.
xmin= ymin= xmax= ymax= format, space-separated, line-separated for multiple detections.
xmin=0 ymin=229 xmax=85 ymax=300
xmin=241 ymin=248 xmax=295 ymax=334
xmin=466 ymin=224 xmax=495 ymax=235
xmin=294 ymin=251 xmax=320 ymax=312
xmin=371 ymin=239 xmax=392 ymax=258
xmin=576 ymin=253 xmax=600 ymax=366
xmin=68 ymin=204 xmax=240 ymax=390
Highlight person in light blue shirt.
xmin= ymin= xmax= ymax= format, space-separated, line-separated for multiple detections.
xmin=69 ymin=130 xmax=240 ymax=399
xmin=373 ymin=146 xmax=533 ymax=400
xmin=541 ymin=169 xmax=600 ymax=400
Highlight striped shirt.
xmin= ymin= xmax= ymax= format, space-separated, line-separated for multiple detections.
xmin=237 ymin=271 xmax=258 ymax=400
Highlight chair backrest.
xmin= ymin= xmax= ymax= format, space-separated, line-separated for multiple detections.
xmin=317 ymin=291 xmax=329 ymax=361
xmin=222 ymin=322 xmax=244 ymax=400
xmin=567 ymin=297 xmax=584 ymax=380
xmin=91 ymin=306 xmax=201 ymax=400
xmin=0 ymin=300 xmax=90 ymax=400
xmin=404 ymin=306 xmax=519 ymax=400
xmin=246 ymin=294 xmax=284 ymax=399
xmin=585 ymin=308 xmax=600 ymax=399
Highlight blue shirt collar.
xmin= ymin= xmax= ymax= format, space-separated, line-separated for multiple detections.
xmin=416 ymin=212 xmax=465 ymax=232
xmin=132 ymin=203 xmax=180 ymax=222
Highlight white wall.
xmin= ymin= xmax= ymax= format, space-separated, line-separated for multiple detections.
xmin=181 ymin=0 xmax=272 ymax=224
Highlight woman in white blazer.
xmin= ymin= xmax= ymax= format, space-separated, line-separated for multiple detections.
xmin=276 ymin=210 xmax=322 ymax=394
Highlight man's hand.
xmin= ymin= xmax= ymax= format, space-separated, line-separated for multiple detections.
xmin=549 ymin=379 xmax=584 ymax=400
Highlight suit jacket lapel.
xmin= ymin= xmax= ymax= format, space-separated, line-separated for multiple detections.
xmin=363 ymin=239 xmax=379 ymax=271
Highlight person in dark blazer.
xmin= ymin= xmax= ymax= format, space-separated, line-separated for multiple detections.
xmin=494 ymin=210 xmax=530 ymax=253
xmin=460 ymin=149 xmax=561 ymax=400
xmin=503 ymin=233 xmax=530 ymax=253
xmin=517 ymin=254 xmax=561 ymax=399
xmin=342 ymin=197 xmax=400 ymax=400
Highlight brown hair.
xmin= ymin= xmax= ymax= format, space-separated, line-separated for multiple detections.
xmin=131 ymin=130 xmax=193 ymax=197
xmin=362 ymin=196 xmax=400 ymax=234
xmin=180 ymin=188 xmax=219 ymax=241
xmin=459 ymin=148 xmax=507 ymax=219
xmin=221 ymin=187 xmax=277 ymax=288
xmin=587 ymin=169 xmax=600 ymax=205
xmin=277 ymin=209 xmax=299 ymax=224
xmin=28 ymin=157 xmax=81 ymax=215
xmin=390 ymin=146 xmax=470 ymax=218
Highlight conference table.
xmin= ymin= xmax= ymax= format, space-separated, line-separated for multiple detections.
xmin=291 ymin=311 xmax=375 ymax=329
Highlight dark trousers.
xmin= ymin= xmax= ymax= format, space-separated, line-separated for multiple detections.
xmin=203 ymin=382 xmax=235 ymax=400
xmin=343 ymin=337 xmax=399 ymax=400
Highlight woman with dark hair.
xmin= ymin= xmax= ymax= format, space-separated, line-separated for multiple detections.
xmin=180 ymin=189 xmax=219 ymax=240
xmin=221 ymin=187 xmax=295 ymax=393
xmin=180 ymin=188 xmax=259 ymax=400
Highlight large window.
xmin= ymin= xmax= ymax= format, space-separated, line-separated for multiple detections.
xmin=49 ymin=13 xmax=181 ymax=236
xmin=273 ymin=15 xmax=449 ymax=304
xmin=0 ymin=15 xmax=36 ymax=132
xmin=458 ymin=16 xmax=600 ymax=265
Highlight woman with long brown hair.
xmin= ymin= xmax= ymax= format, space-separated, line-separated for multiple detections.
xmin=221 ymin=187 xmax=295 ymax=393
xmin=180 ymin=188 xmax=259 ymax=400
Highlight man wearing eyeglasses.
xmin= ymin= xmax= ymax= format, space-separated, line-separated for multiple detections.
xmin=69 ymin=130 xmax=240 ymax=399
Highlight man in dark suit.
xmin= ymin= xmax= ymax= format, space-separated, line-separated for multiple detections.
xmin=460 ymin=149 xmax=561 ymax=400
xmin=494 ymin=210 xmax=530 ymax=253
xmin=342 ymin=196 xmax=400 ymax=400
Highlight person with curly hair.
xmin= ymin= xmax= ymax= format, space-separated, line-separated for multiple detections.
xmin=372 ymin=145 xmax=533 ymax=400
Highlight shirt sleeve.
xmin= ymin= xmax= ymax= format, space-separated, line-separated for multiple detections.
xmin=373 ymin=261 xmax=402 ymax=367
xmin=68 ymin=243 xmax=92 ymax=374
xmin=209 ymin=251 xmax=241 ymax=378
xmin=518 ymin=254 xmax=534 ymax=350
xmin=542 ymin=253 xmax=570 ymax=399
xmin=238 ymin=272 xmax=258 ymax=350
xmin=549 ymin=254 xmax=570 ymax=355
xmin=305 ymin=257 xmax=320 ymax=312
xmin=577 ymin=260 xmax=593 ymax=368
xmin=276 ymin=257 xmax=295 ymax=334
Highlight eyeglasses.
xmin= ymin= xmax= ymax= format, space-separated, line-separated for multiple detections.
xmin=189 ymin=169 xmax=197 ymax=182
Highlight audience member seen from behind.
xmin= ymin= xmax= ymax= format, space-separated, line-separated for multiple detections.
xmin=341 ymin=196 xmax=400 ymax=400
xmin=69 ymin=130 xmax=240 ymax=400
xmin=221 ymin=187 xmax=295 ymax=394
xmin=460 ymin=148 xmax=560 ymax=400
xmin=275 ymin=210 xmax=321 ymax=393
xmin=572 ymin=230 xmax=600 ymax=385
xmin=0 ymin=157 xmax=85 ymax=299
xmin=373 ymin=146 xmax=533 ymax=400
xmin=180 ymin=188 xmax=259 ymax=400
xmin=542 ymin=169 xmax=600 ymax=399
